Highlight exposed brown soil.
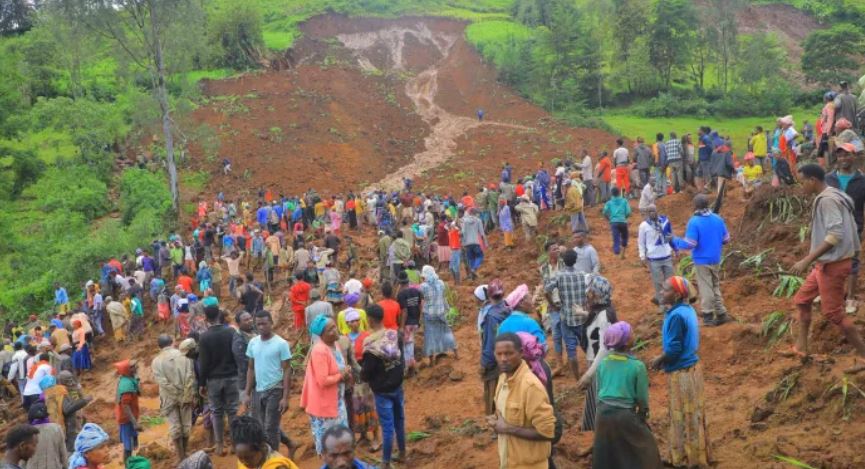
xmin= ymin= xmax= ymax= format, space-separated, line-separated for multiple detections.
xmin=18 ymin=13 xmax=865 ymax=469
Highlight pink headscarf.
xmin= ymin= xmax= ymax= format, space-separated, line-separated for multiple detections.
xmin=505 ymin=284 xmax=529 ymax=309
xmin=516 ymin=332 xmax=547 ymax=385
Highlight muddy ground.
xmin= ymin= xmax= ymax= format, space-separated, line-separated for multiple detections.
xmin=17 ymin=14 xmax=865 ymax=469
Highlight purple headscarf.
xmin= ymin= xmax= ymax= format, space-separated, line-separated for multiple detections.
xmin=603 ymin=321 xmax=632 ymax=351
xmin=516 ymin=332 xmax=547 ymax=385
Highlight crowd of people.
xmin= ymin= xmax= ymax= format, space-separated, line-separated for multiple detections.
xmin=1 ymin=81 xmax=863 ymax=469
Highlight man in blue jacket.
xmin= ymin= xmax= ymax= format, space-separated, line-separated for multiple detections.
xmin=673 ymin=194 xmax=732 ymax=326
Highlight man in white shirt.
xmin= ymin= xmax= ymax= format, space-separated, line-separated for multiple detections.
xmin=638 ymin=205 xmax=676 ymax=311
xmin=581 ymin=150 xmax=594 ymax=207
xmin=571 ymin=230 xmax=600 ymax=275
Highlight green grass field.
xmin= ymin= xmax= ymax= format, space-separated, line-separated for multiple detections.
xmin=602 ymin=106 xmax=821 ymax=155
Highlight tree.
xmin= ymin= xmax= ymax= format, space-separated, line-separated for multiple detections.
xmin=0 ymin=0 xmax=34 ymax=35
xmin=702 ymin=0 xmax=742 ymax=94
xmin=511 ymin=0 xmax=552 ymax=27
xmin=649 ymin=0 xmax=697 ymax=88
xmin=611 ymin=0 xmax=650 ymax=94
xmin=61 ymin=0 xmax=205 ymax=213
xmin=802 ymin=23 xmax=865 ymax=86
xmin=0 ymin=145 xmax=46 ymax=198
xmin=737 ymin=32 xmax=786 ymax=92
xmin=210 ymin=3 xmax=265 ymax=70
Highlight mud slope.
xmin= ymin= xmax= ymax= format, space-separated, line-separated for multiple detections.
xmin=67 ymin=13 xmax=865 ymax=469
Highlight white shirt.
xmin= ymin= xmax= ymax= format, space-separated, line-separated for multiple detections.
xmin=639 ymin=184 xmax=655 ymax=211
xmin=613 ymin=147 xmax=629 ymax=166
xmin=343 ymin=279 xmax=363 ymax=295
xmin=7 ymin=350 xmax=29 ymax=381
xmin=582 ymin=156 xmax=593 ymax=181
xmin=24 ymin=362 xmax=52 ymax=396
xmin=638 ymin=218 xmax=674 ymax=261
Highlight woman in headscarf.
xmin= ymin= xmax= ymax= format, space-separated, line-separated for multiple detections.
xmin=322 ymin=260 xmax=342 ymax=304
xmin=592 ymin=321 xmax=661 ymax=468
xmin=337 ymin=293 xmax=369 ymax=335
xmin=178 ymin=451 xmax=213 ymax=469
xmin=420 ymin=265 xmax=458 ymax=366
xmin=498 ymin=284 xmax=545 ymax=345
xmin=342 ymin=309 xmax=381 ymax=451
xmin=25 ymin=401 xmax=68 ymax=469
xmin=577 ymin=275 xmax=618 ymax=432
xmin=196 ymin=261 xmax=212 ymax=293
xmin=68 ymin=422 xmax=112 ymax=469
xmin=651 ymin=276 xmax=710 ymax=468
xmin=71 ymin=319 xmax=91 ymax=374
xmin=300 ymin=315 xmax=351 ymax=455
xmin=114 ymin=359 xmax=141 ymax=462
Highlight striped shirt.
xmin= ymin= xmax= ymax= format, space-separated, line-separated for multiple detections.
xmin=665 ymin=139 xmax=682 ymax=162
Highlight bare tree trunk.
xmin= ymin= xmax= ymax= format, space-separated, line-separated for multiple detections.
xmin=147 ymin=0 xmax=179 ymax=213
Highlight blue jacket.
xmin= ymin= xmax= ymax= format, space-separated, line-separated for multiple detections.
xmin=673 ymin=212 xmax=729 ymax=265
xmin=662 ymin=303 xmax=700 ymax=373
xmin=603 ymin=196 xmax=631 ymax=223
xmin=498 ymin=311 xmax=546 ymax=345
xmin=481 ymin=302 xmax=511 ymax=368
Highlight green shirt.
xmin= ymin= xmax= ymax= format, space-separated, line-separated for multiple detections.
xmin=596 ymin=352 xmax=649 ymax=410
xmin=602 ymin=196 xmax=632 ymax=223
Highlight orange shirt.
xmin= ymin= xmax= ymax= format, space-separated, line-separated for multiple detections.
xmin=177 ymin=275 xmax=194 ymax=293
xmin=515 ymin=185 xmax=525 ymax=197
xmin=598 ymin=157 xmax=612 ymax=183
xmin=448 ymin=228 xmax=461 ymax=249
xmin=378 ymin=299 xmax=402 ymax=330
xmin=290 ymin=281 xmax=311 ymax=313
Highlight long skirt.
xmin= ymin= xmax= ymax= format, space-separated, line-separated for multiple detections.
xmin=436 ymin=245 xmax=451 ymax=263
xmin=72 ymin=344 xmax=92 ymax=371
xmin=128 ymin=315 xmax=145 ymax=337
xmin=351 ymin=381 xmax=378 ymax=434
xmin=309 ymin=396 xmax=349 ymax=455
xmin=580 ymin=374 xmax=598 ymax=431
xmin=592 ymin=402 xmax=661 ymax=469
xmin=667 ymin=364 xmax=711 ymax=467
xmin=423 ymin=314 xmax=456 ymax=357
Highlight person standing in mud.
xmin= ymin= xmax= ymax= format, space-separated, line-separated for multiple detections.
xmin=462 ymin=208 xmax=487 ymax=280
xmin=791 ymin=164 xmax=865 ymax=373
xmin=151 ymin=334 xmax=196 ymax=461
xmin=825 ymin=144 xmax=865 ymax=315
xmin=545 ymin=250 xmax=590 ymax=384
xmin=639 ymin=205 xmax=677 ymax=313
xmin=198 ymin=305 xmax=239 ymax=456
xmin=672 ymin=194 xmax=732 ymax=327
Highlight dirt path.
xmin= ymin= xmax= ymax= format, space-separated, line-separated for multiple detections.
xmin=336 ymin=23 xmax=530 ymax=192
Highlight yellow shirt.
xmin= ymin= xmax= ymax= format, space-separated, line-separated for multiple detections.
xmin=743 ymin=164 xmax=763 ymax=182
xmin=750 ymin=133 xmax=767 ymax=157
xmin=337 ymin=308 xmax=369 ymax=335
xmin=237 ymin=451 xmax=299 ymax=469
xmin=494 ymin=361 xmax=555 ymax=469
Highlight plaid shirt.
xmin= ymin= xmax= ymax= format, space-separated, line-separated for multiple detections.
xmin=665 ymin=139 xmax=682 ymax=162
xmin=544 ymin=266 xmax=589 ymax=326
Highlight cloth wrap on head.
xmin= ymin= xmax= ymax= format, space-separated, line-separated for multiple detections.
xmin=68 ymin=423 xmax=110 ymax=469
xmin=669 ymin=276 xmax=690 ymax=300
xmin=603 ymin=321 xmax=632 ymax=351
xmin=126 ymin=456 xmax=152 ymax=469
xmin=309 ymin=314 xmax=329 ymax=337
xmin=588 ymin=275 xmax=613 ymax=306
xmin=178 ymin=451 xmax=212 ymax=469
xmin=516 ymin=332 xmax=547 ymax=385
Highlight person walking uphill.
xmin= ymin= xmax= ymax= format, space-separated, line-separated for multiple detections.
xmin=564 ymin=180 xmax=587 ymax=234
xmin=360 ymin=305 xmax=407 ymax=469
xmin=592 ymin=322 xmax=661 ymax=469
xmin=151 ymin=334 xmax=196 ymax=461
xmin=672 ymin=194 xmax=732 ymax=327
xmin=480 ymin=280 xmax=511 ymax=415
xmin=462 ymin=208 xmax=487 ymax=280
xmin=791 ymin=164 xmax=865 ymax=373
xmin=198 ymin=305 xmax=239 ymax=456
xmin=825 ymin=144 xmax=865 ymax=315
xmin=603 ymin=187 xmax=632 ymax=258
xmin=652 ymin=277 xmax=711 ymax=468
xmin=242 ymin=311 xmax=293 ymax=455
xmin=487 ymin=333 xmax=556 ymax=469
xmin=544 ymin=250 xmax=591 ymax=383
xmin=613 ymin=138 xmax=631 ymax=195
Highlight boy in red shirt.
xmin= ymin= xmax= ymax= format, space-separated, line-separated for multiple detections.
xmin=288 ymin=274 xmax=311 ymax=330
xmin=448 ymin=222 xmax=462 ymax=284
xmin=377 ymin=282 xmax=402 ymax=330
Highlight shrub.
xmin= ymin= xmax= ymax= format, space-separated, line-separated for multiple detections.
xmin=209 ymin=3 xmax=265 ymax=70
xmin=632 ymin=93 xmax=711 ymax=118
xmin=119 ymin=168 xmax=172 ymax=225
xmin=22 ymin=167 xmax=109 ymax=220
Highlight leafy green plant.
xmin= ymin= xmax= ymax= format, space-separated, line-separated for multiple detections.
xmin=823 ymin=376 xmax=865 ymax=421
xmin=407 ymin=431 xmax=432 ymax=442
xmin=774 ymin=455 xmax=817 ymax=469
xmin=774 ymin=276 xmax=804 ymax=298
xmin=140 ymin=415 xmax=165 ymax=427
xmin=739 ymin=248 xmax=773 ymax=272
xmin=675 ymin=255 xmax=695 ymax=280
xmin=768 ymin=196 xmax=806 ymax=224
xmin=769 ymin=371 xmax=800 ymax=402
xmin=631 ymin=338 xmax=651 ymax=352
xmin=762 ymin=311 xmax=792 ymax=346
